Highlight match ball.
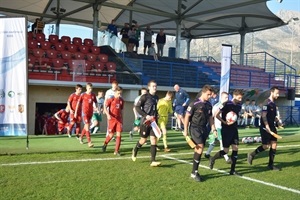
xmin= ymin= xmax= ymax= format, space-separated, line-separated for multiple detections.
xmin=254 ymin=136 xmax=262 ymax=143
xmin=226 ymin=111 xmax=238 ymax=123
xmin=242 ymin=137 xmax=249 ymax=144
xmin=247 ymin=137 xmax=254 ymax=143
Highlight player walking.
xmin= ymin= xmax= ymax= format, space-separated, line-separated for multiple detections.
xmin=183 ymin=85 xmax=216 ymax=182
xmin=67 ymin=84 xmax=83 ymax=138
xmin=131 ymin=80 xmax=161 ymax=167
xmin=247 ymin=86 xmax=281 ymax=170
xmin=209 ymin=89 xmax=244 ymax=175
xmin=102 ymin=87 xmax=124 ymax=155
xmin=74 ymin=83 xmax=97 ymax=148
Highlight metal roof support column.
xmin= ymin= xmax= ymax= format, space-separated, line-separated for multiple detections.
xmin=175 ymin=20 xmax=181 ymax=58
xmin=55 ymin=0 xmax=61 ymax=36
xmin=186 ymin=38 xmax=191 ymax=60
xmin=92 ymin=3 xmax=101 ymax=46
xmin=239 ymin=17 xmax=246 ymax=66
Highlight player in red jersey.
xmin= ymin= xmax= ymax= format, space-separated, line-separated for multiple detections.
xmin=54 ymin=106 xmax=70 ymax=135
xmin=75 ymin=83 xmax=97 ymax=147
xmin=102 ymin=87 xmax=124 ymax=155
xmin=67 ymin=84 xmax=83 ymax=138
xmin=43 ymin=114 xmax=57 ymax=135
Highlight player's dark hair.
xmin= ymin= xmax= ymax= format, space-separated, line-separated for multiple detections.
xmin=75 ymin=84 xmax=83 ymax=89
xmin=201 ymin=85 xmax=214 ymax=93
xmin=148 ymin=80 xmax=157 ymax=86
xmin=233 ymin=89 xmax=244 ymax=96
xmin=116 ymin=86 xmax=122 ymax=91
xmin=166 ymin=91 xmax=173 ymax=98
xmin=270 ymin=86 xmax=279 ymax=92
xmin=86 ymin=82 xmax=93 ymax=87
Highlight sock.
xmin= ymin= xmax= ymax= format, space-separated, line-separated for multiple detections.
xmin=93 ymin=127 xmax=99 ymax=134
xmin=219 ymin=140 xmax=224 ymax=150
xmin=163 ymin=134 xmax=167 ymax=149
xmin=115 ymin=136 xmax=121 ymax=152
xmin=150 ymin=145 xmax=157 ymax=162
xmin=133 ymin=141 xmax=142 ymax=157
xmin=192 ymin=152 xmax=201 ymax=173
xmin=252 ymin=145 xmax=265 ymax=156
xmin=230 ymin=151 xmax=238 ymax=172
xmin=212 ymin=151 xmax=222 ymax=160
xmin=268 ymin=148 xmax=276 ymax=167
xmin=86 ymin=130 xmax=91 ymax=143
xmin=206 ymin=143 xmax=215 ymax=155
xmin=104 ymin=134 xmax=113 ymax=145
xmin=75 ymin=125 xmax=80 ymax=135
xmin=80 ymin=128 xmax=86 ymax=138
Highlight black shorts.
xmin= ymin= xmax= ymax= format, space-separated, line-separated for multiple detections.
xmin=260 ymin=126 xmax=277 ymax=144
xmin=189 ymin=125 xmax=209 ymax=145
xmin=221 ymin=128 xmax=239 ymax=148
xmin=144 ymin=41 xmax=151 ymax=48
xmin=139 ymin=119 xmax=155 ymax=138
xmin=129 ymin=38 xmax=136 ymax=44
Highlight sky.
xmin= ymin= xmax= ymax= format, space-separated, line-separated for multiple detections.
xmin=267 ymin=0 xmax=300 ymax=13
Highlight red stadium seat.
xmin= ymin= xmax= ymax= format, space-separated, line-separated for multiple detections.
xmin=35 ymin=33 xmax=45 ymax=42
xmin=66 ymin=44 xmax=78 ymax=53
xmin=32 ymin=48 xmax=45 ymax=58
xmin=70 ymin=60 xmax=85 ymax=72
xmin=72 ymin=37 xmax=82 ymax=46
xmin=54 ymin=43 xmax=66 ymax=52
xmin=46 ymin=49 xmax=58 ymax=59
xmin=61 ymin=36 xmax=71 ymax=45
xmin=90 ymin=46 xmax=100 ymax=55
xmin=28 ymin=39 xmax=38 ymax=49
xmin=61 ymin=51 xmax=72 ymax=60
xmin=48 ymin=35 xmax=59 ymax=44
xmin=52 ymin=58 xmax=65 ymax=71
xmin=28 ymin=55 xmax=36 ymax=70
xmin=32 ymin=48 xmax=49 ymax=70
xmin=78 ymin=45 xmax=90 ymax=54
xmin=83 ymin=38 xmax=93 ymax=46
xmin=27 ymin=32 xmax=34 ymax=40
xmin=74 ymin=52 xmax=85 ymax=60
xmin=40 ymin=41 xmax=52 ymax=50
xmin=86 ymin=53 xmax=97 ymax=62
xmin=106 ymin=62 xmax=116 ymax=72
xmin=98 ymin=54 xmax=108 ymax=63
xmin=84 ymin=61 xmax=93 ymax=71
xmin=94 ymin=62 xmax=105 ymax=72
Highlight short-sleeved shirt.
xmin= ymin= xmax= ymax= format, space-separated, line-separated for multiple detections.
xmin=186 ymin=99 xmax=212 ymax=127
xmin=135 ymin=93 xmax=159 ymax=119
xmin=220 ymin=100 xmax=242 ymax=130
xmin=78 ymin=92 xmax=97 ymax=116
xmin=157 ymin=98 xmax=173 ymax=117
xmin=97 ymin=97 xmax=104 ymax=110
xmin=260 ymin=99 xmax=277 ymax=129
xmin=55 ymin=109 xmax=69 ymax=124
xmin=106 ymin=97 xmax=124 ymax=121
xmin=68 ymin=93 xmax=81 ymax=113
xmin=212 ymin=102 xmax=223 ymax=129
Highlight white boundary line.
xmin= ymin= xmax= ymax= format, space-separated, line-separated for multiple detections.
xmin=1 ymin=144 xmax=300 ymax=194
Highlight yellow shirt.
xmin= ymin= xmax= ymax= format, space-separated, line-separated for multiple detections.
xmin=157 ymin=98 xmax=173 ymax=117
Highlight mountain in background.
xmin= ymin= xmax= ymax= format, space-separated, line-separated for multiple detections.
xmin=166 ymin=10 xmax=300 ymax=73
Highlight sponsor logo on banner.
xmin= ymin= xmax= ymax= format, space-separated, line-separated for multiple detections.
xmin=8 ymin=91 xmax=15 ymax=98
xmin=0 ymin=105 xmax=5 ymax=113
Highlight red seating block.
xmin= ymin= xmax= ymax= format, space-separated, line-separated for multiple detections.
xmin=52 ymin=58 xmax=65 ymax=70
xmin=84 ymin=38 xmax=93 ymax=46
xmin=66 ymin=44 xmax=78 ymax=53
xmin=94 ymin=62 xmax=105 ymax=72
xmin=90 ymin=46 xmax=100 ymax=55
xmin=28 ymin=39 xmax=38 ymax=49
xmin=54 ymin=43 xmax=66 ymax=52
xmin=72 ymin=37 xmax=82 ymax=46
xmin=61 ymin=36 xmax=71 ymax=45
xmin=78 ymin=45 xmax=90 ymax=54
xmin=46 ymin=49 xmax=58 ymax=59
xmin=40 ymin=41 xmax=52 ymax=50
xmin=49 ymin=35 xmax=59 ymax=44
xmin=106 ymin=62 xmax=116 ymax=72
xmin=74 ymin=52 xmax=85 ymax=60
xmin=28 ymin=32 xmax=34 ymax=40
xmin=35 ymin=33 xmax=45 ymax=42
xmin=86 ymin=53 xmax=97 ymax=62
xmin=98 ymin=54 xmax=108 ymax=63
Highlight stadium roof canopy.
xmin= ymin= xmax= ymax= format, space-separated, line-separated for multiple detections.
xmin=0 ymin=0 xmax=286 ymax=39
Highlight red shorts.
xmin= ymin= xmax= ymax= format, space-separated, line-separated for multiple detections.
xmin=70 ymin=113 xmax=82 ymax=123
xmin=82 ymin=113 xmax=92 ymax=124
xmin=57 ymin=122 xmax=68 ymax=132
xmin=108 ymin=119 xmax=123 ymax=133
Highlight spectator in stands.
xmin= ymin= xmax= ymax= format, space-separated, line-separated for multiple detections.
xmin=240 ymin=99 xmax=252 ymax=127
xmin=31 ymin=18 xmax=44 ymax=33
xmin=128 ymin=25 xmax=137 ymax=52
xmin=107 ymin=19 xmax=118 ymax=48
xmin=134 ymin=23 xmax=141 ymax=53
xmin=120 ymin=23 xmax=130 ymax=50
xmin=148 ymin=43 xmax=158 ymax=61
xmin=107 ymin=19 xmax=118 ymax=36
xmin=156 ymin=29 xmax=166 ymax=57
xmin=143 ymin=25 xmax=154 ymax=54
xmin=249 ymin=100 xmax=257 ymax=127
xmin=173 ymin=84 xmax=190 ymax=131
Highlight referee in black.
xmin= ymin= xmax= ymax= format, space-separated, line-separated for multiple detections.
xmin=183 ymin=85 xmax=216 ymax=182
xmin=131 ymin=80 xmax=161 ymax=167
xmin=247 ymin=86 xmax=281 ymax=170
xmin=209 ymin=89 xmax=244 ymax=175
